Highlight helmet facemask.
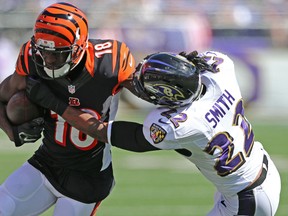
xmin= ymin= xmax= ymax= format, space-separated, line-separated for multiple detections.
xmin=31 ymin=36 xmax=85 ymax=80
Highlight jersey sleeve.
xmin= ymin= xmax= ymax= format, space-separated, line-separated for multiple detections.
xmin=109 ymin=40 xmax=136 ymax=95
xmin=199 ymin=51 xmax=235 ymax=76
xmin=142 ymin=109 xmax=183 ymax=150
xmin=116 ymin=41 xmax=135 ymax=83
xmin=15 ymin=41 xmax=32 ymax=76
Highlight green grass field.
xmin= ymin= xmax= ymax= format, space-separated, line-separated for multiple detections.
xmin=0 ymin=120 xmax=287 ymax=216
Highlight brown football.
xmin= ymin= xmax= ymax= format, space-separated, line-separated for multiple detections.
xmin=6 ymin=90 xmax=44 ymax=125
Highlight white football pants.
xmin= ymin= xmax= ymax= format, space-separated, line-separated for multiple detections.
xmin=0 ymin=162 xmax=99 ymax=216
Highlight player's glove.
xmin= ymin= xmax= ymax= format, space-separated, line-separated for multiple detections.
xmin=179 ymin=51 xmax=214 ymax=73
xmin=12 ymin=117 xmax=44 ymax=147
xmin=179 ymin=50 xmax=199 ymax=62
xmin=26 ymin=76 xmax=68 ymax=115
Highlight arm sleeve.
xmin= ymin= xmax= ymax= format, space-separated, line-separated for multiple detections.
xmin=110 ymin=121 xmax=160 ymax=152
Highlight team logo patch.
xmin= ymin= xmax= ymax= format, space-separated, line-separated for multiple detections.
xmin=150 ymin=123 xmax=167 ymax=144
xmin=69 ymin=97 xmax=80 ymax=106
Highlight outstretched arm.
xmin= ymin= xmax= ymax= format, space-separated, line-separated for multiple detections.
xmin=25 ymin=76 xmax=110 ymax=143
xmin=110 ymin=121 xmax=159 ymax=152
xmin=63 ymin=109 xmax=158 ymax=151
xmin=26 ymin=76 xmax=158 ymax=151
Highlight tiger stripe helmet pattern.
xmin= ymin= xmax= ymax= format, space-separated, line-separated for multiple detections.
xmin=31 ymin=2 xmax=89 ymax=79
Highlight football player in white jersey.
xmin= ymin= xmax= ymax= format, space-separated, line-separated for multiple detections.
xmin=108 ymin=51 xmax=281 ymax=215
xmin=25 ymin=51 xmax=281 ymax=215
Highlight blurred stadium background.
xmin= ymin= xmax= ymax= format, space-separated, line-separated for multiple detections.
xmin=0 ymin=0 xmax=287 ymax=215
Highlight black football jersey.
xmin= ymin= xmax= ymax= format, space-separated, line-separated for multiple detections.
xmin=15 ymin=39 xmax=135 ymax=203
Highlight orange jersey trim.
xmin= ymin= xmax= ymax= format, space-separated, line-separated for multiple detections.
xmin=112 ymin=40 xmax=118 ymax=74
xmin=118 ymin=42 xmax=135 ymax=83
xmin=90 ymin=201 xmax=102 ymax=216
xmin=85 ymin=41 xmax=95 ymax=76
xmin=111 ymin=42 xmax=135 ymax=95
xmin=16 ymin=41 xmax=31 ymax=76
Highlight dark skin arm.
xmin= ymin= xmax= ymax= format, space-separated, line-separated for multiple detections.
xmin=62 ymin=106 xmax=109 ymax=143
xmin=26 ymin=74 xmax=139 ymax=144
xmin=0 ymin=71 xmax=109 ymax=144
xmin=0 ymin=72 xmax=26 ymax=140
xmin=1 ymin=71 xmax=145 ymax=151
xmin=62 ymin=106 xmax=159 ymax=152
xmin=61 ymin=79 xmax=138 ymax=144
xmin=61 ymin=79 xmax=158 ymax=152
xmin=26 ymin=75 xmax=157 ymax=151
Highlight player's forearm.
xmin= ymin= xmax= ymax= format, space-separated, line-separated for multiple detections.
xmin=62 ymin=106 xmax=108 ymax=143
xmin=111 ymin=121 xmax=159 ymax=152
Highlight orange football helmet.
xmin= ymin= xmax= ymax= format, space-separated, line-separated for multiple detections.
xmin=31 ymin=2 xmax=89 ymax=79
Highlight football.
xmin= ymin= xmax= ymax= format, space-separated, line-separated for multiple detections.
xmin=6 ymin=90 xmax=44 ymax=125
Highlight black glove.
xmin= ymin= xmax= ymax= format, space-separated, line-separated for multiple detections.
xmin=12 ymin=117 xmax=44 ymax=147
xmin=179 ymin=51 xmax=199 ymax=62
xmin=26 ymin=76 xmax=68 ymax=115
xmin=179 ymin=51 xmax=214 ymax=73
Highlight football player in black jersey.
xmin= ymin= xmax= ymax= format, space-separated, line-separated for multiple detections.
xmin=0 ymin=2 xmax=135 ymax=215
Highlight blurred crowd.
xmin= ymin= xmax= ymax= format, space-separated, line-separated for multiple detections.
xmin=0 ymin=0 xmax=287 ymax=81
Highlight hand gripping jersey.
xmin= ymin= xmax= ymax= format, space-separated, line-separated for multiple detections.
xmin=142 ymin=51 xmax=264 ymax=196
xmin=15 ymin=39 xmax=135 ymax=203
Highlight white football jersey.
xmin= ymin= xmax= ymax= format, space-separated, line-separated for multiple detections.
xmin=142 ymin=51 xmax=264 ymax=196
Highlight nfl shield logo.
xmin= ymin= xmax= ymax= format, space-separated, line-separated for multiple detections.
xmin=68 ymin=85 xmax=76 ymax=94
